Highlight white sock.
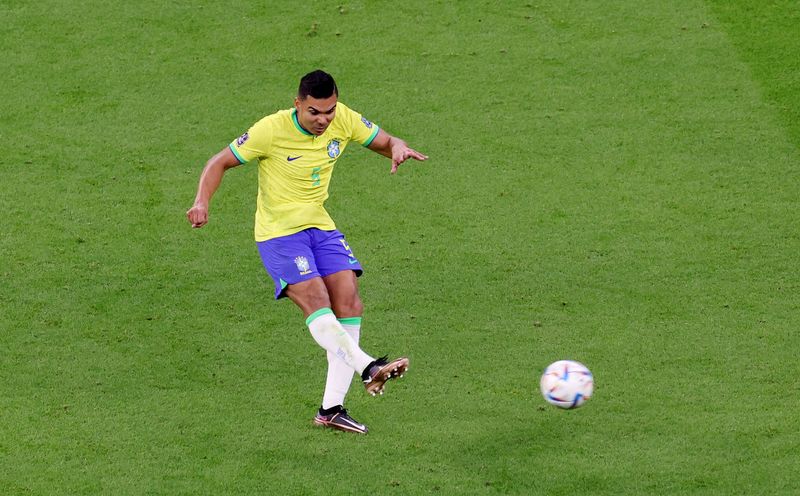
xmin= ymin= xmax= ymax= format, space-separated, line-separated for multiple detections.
xmin=321 ymin=317 xmax=362 ymax=410
xmin=307 ymin=309 xmax=373 ymax=377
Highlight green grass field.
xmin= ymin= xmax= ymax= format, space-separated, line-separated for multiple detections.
xmin=2 ymin=0 xmax=799 ymax=494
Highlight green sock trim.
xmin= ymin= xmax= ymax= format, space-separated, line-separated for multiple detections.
xmin=305 ymin=308 xmax=334 ymax=326
xmin=338 ymin=317 xmax=362 ymax=326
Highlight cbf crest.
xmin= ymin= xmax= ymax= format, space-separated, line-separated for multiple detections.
xmin=294 ymin=256 xmax=311 ymax=275
xmin=326 ymin=139 xmax=341 ymax=159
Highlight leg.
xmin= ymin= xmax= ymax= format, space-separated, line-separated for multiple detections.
xmin=285 ymin=277 xmax=332 ymax=318
xmin=320 ymin=270 xmax=363 ymax=410
xmin=286 ymin=276 xmax=373 ymax=375
xmin=321 ymin=271 xmax=408 ymax=398
xmin=285 ymin=278 xmax=371 ymax=434
xmin=255 ymin=232 xmax=370 ymax=433
xmin=323 ymin=269 xmax=363 ymax=318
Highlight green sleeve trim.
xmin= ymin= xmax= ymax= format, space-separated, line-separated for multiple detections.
xmin=305 ymin=307 xmax=334 ymax=326
xmin=229 ymin=143 xmax=247 ymax=164
xmin=362 ymin=125 xmax=380 ymax=147
xmin=338 ymin=317 xmax=362 ymax=326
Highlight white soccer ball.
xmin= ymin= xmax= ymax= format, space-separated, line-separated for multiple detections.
xmin=540 ymin=360 xmax=594 ymax=409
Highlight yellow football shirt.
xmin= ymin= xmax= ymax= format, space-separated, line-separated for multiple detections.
xmin=229 ymin=102 xmax=380 ymax=241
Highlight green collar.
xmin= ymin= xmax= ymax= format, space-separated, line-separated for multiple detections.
xmin=291 ymin=109 xmax=314 ymax=136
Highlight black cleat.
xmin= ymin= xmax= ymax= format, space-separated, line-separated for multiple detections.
xmin=313 ymin=407 xmax=368 ymax=434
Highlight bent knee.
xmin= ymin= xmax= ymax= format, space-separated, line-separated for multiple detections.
xmin=285 ymin=278 xmax=332 ymax=316
xmin=333 ymin=295 xmax=363 ymax=318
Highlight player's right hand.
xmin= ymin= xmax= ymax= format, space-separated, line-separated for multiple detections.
xmin=186 ymin=203 xmax=209 ymax=228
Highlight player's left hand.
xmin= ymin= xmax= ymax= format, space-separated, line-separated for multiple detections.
xmin=391 ymin=145 xmax=428 ymax=174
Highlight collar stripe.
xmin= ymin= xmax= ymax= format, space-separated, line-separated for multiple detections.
xmin=292 ymin=109 xmax=314 ymax=136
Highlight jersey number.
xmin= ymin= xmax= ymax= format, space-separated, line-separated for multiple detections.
xmin=339 ymin=239 xmax=355 ymax=258
xmin=311 ymin=167 xmax=321 ymax=187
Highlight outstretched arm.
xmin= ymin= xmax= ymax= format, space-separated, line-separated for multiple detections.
xmin=367 ymin=129 xmax=428 ymax=174
xmin=186 ymin=147 xmax=242 ymax=228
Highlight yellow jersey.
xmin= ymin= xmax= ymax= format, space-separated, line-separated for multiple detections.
xmin=229 ymin=102 xmax=380 ymax=241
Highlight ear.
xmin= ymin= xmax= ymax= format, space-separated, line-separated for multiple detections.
xmin=294 ymin=96 xmax=301 ymax=110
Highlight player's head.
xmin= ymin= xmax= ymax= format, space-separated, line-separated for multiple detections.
xmin=298 ymin=70 xmax=338 ymax=100
xmin=295 ymin=70 xmax=338 ymax=136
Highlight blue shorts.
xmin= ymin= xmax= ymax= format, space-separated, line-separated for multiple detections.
xmin=256 ymin=228 xmax=363 ymax=299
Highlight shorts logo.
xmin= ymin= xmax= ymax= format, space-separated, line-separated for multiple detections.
xmin=236 ymin=132 xmax=249 ymax=146
xmin=327 ymin=139 xmax=341 ymax=159
xmin=294 ymin=256 xmax=311 ymax=275
xmin=361 ymin=117 xmax=373 ymax=129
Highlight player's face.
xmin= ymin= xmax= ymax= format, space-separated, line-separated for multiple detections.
xmin=295 ymin=94 xmax=338 ymax=136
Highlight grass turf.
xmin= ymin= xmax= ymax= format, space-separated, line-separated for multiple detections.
xmin=2 ymin=0 xmax=799 ymax=494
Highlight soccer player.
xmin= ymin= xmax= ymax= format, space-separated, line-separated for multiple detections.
xmin=186 ymin=70 xmax=428 ymax=434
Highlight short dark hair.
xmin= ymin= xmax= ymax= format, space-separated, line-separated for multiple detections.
xmin=298 ymin=70 xmax=338 ymax=100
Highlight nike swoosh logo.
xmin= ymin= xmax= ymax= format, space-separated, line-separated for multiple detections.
xmin=348 ymin=259 xmax=358 ymax=264
xmin=287 ymin=155 xmax=302 ymax=161
xmin=341 ymin=417 xmax=365 ymax=430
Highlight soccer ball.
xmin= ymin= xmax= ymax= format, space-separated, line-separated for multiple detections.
xmin=540 ymin=360 xmax=594 ymax=409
